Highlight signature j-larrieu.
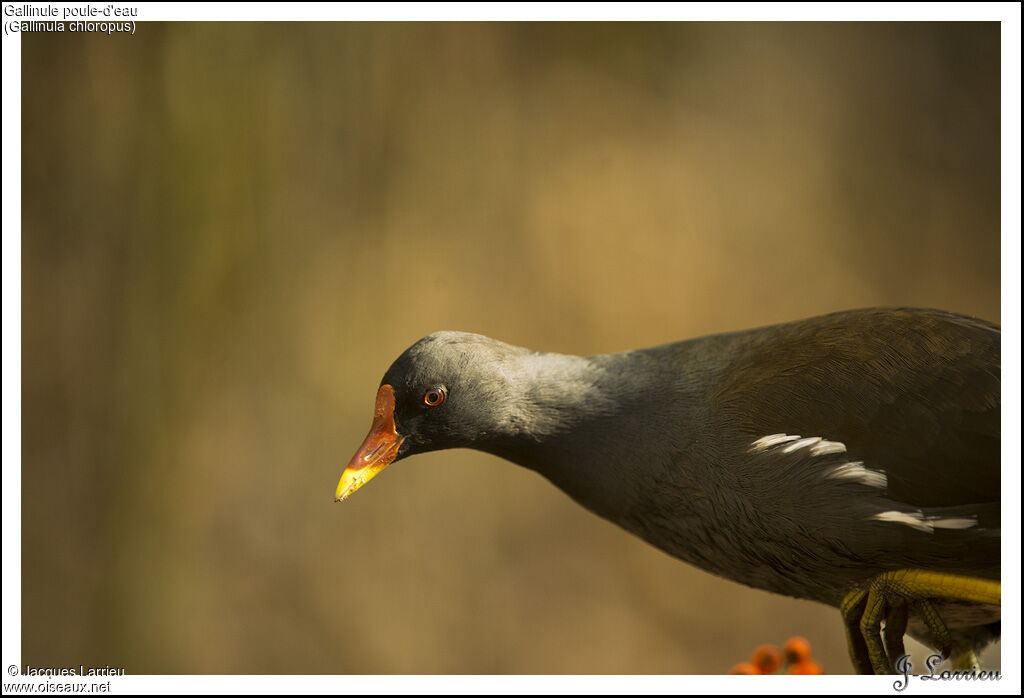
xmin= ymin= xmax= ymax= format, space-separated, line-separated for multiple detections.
xmin=892 ymin=654 xmax=1001 ymax=692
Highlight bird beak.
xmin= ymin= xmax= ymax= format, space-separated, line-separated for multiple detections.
xmin=335 ymin=384 xmax=405 ymax=502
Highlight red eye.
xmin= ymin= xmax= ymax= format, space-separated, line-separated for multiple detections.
xmin=424 ymin=386 xmax=446 ymax=407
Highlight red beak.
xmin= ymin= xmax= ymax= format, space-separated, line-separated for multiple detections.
xmin=335 ymin=384 xmax=405 ymax=501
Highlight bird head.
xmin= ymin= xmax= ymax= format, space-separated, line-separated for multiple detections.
xmin=334 ymin=331 xmax=529 ymax=501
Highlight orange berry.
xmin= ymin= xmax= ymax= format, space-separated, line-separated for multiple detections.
xmin=787 ymin=659 xmax=823 ymax=675
xmin=751 ymin=644 xmax=783 ymax=674
xmin=784 ymin=636 xmax=813 ymax=665
xmin=729 ymin=661 xmax=761 ymax=675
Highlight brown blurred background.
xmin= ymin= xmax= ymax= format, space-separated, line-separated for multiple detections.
xmin=22 ymin=22 xmax=1000 ymax=674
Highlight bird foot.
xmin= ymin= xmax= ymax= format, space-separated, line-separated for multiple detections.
xmin=839 ymin=570 xmax=1000 ymax=675
xmin=951 ymin=647 xmax=981 ymax=671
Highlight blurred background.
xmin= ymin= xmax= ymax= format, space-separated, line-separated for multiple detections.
xmin=22 ymin=22 xmax=1000 ymax=674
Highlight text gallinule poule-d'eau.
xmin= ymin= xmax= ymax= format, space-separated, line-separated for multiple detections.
xmin=335 ymin=308 xmax=1000 ymax=674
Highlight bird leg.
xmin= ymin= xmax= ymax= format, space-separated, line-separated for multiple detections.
xmin=840 ymin=588 xmax=872 ymax=673
xmin=883 ymin=598 xmax=909 ymax=668
xmin=840 ymin=570 xmax=1000 ymax=675
xmin=859 ymin=579 xmax=893 ymax=674
xmin=914 ymin=598 xmax=954 ymax=660
xmin=951 ymin=647 xmax=981 ymax=671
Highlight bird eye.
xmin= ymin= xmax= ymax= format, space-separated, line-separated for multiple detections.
xmin=423 ymin=386 xmax=446 ymax=407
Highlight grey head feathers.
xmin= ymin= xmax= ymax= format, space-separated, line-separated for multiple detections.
xmin=382 ymin=331 xmax=615 ymax=455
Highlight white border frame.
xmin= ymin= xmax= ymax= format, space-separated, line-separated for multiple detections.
xmin=2 ymin=3 xmax=1020 ymax=694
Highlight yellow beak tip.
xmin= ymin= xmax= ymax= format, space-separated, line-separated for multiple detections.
xmin=334 ymin=480 xmax=357 ymax=502
xmin=334 ymin=463 xmax=389 ymax=503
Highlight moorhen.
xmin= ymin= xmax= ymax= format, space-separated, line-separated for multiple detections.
xmin=334 ymin=308 xmax=1000 ymax=674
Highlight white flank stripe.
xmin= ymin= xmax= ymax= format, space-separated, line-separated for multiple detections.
xmin=748 ymin=434 xmax=801 ymax=452
xmin=749 ymin=433 xmax=848 ymax=457
xmin=931 ymin=517 xmax=978 ymax=530
xmin=811 ymin=439 xmax=847 ymax=456
xmin=871 ymin=511 xmax=979 ymax=533
xmin=782 ymin=437 xmax=822 ymax=453
xmin=872 ymin=511 xmax=934 ymax=533
xmin=826 ymin=462 xmax=888 ymax=488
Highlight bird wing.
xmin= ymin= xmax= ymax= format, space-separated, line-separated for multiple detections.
xmin=709 ymin=308 xmax=1000 ymax=509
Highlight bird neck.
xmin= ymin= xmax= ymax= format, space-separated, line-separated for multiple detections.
xmin=474 ymin=348 xmax=670 ymax=519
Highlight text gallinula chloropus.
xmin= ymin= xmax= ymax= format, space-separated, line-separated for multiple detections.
xmin=335 ymin=308 xmax=1000 ymax=674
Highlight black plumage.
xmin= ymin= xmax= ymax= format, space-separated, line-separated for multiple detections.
xmin=339 ymin=307 xmax=1000 ymax=666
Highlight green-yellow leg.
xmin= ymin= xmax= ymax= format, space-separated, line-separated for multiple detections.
xmin=860 ymin=579 xmax=894 ymax=674
xmin=951 ymin=648 xmax=981 ymax=671
xmin=841 ymin=588 xmax=871 ymax=673
xmin=915 ymin=598 xmax=954 ymax=659
xmin=840 ymin=570 xmax=1001 ymax=675
xmin=883 ymin=598 xmax=909 ymax=669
